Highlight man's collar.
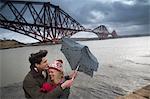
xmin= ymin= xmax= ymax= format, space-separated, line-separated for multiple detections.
xmin=30 ymin=68 xmax=48 ymax=80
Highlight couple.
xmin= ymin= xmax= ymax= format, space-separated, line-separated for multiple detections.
xmin=23 ymin=50 xmax=77 ymax=99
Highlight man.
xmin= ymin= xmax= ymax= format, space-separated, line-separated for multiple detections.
xmin=23 ymin=50 xmax=74 ymax=99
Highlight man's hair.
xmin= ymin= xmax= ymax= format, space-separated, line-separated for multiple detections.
xmin=29 ymin=50 xmax=48 ymax=70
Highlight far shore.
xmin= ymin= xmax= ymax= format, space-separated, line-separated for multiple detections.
xmin=1 ymin=35 xmax=149 ymax=50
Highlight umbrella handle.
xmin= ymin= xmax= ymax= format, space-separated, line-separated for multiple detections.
xmin=75 ymin=65 xmax=80 ymax=71
xmin=72 ymin=66 xmax=79 ymax=80
xmin=71 ymin=65 xmax=79 ymax=81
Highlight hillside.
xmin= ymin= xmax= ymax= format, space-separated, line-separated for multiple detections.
xmin=0 ymin=39 xmax=26 ymax=49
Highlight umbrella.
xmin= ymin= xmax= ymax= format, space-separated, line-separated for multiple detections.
xmin=61 ymin=37 xmax=99 ymax=77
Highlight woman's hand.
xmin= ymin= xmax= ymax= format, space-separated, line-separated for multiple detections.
xmin=61 ymin=70 xmax=78 ymax=89
xmin=61 ymin=79 xmax=74 ymax=89
xmin=69 ymin=70 xmax=78 ymax=80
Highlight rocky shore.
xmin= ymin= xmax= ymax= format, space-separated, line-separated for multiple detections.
xmin=117 ymin=85 xmax=150 ymax=99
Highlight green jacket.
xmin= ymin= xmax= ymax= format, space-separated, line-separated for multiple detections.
xmin=23 ymin=69 xmax=64 ymax=99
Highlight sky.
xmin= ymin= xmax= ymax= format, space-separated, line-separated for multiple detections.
xmin=0 ymin=0 xmax=149 ymax=43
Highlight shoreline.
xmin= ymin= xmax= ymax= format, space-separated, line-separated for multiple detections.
xmin=0 ymin=35 xmax=149 ymax=50
xmin=116 ymin=84 xmax=150 ymax=99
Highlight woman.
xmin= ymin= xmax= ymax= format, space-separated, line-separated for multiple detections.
xmin=40 ymin=59 xmax=71 ymax=99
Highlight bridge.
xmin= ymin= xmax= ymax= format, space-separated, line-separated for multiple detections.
xmin=85 ymin=25 xmax=118 ymax=39
xmin=0 ymin=1 xmax=117 ymax=43
xmin=93 ymin=25 xmax=118 ymax=39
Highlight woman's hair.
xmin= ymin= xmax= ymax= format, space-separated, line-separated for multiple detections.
xmin=29 ymin=50 xmax=48 ymax=70
xmin=56 ymin=59 xmax=63 ymax=63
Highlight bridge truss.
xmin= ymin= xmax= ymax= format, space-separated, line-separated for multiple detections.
xmin=0 ymin=1 xmax=85 ymax=42
xmin=93 ymin=25 xmax=118 ymax=39
xmin=0 ymin=1 xmax=117 ymax=42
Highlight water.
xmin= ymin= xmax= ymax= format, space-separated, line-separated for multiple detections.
xmin=0 ymin=36 xmax=150 ymax=99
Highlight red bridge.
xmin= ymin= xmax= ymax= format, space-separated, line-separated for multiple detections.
xmin=0 ymin=1 xmax=117 ymax=43
xmin=93 ymin=25 xmax=118 ymax=39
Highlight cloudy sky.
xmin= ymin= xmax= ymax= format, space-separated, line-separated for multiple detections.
xmin=0 ymin=0 xmax=149 ymax=43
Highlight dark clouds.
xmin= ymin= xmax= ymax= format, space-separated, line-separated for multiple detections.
xmin=108 ymin=1 xmax=149 ymax=25
xmin=0 ymin=0 xmax=149 ymax=42
xmin=52 ymin=0 xmax=149 ymax=35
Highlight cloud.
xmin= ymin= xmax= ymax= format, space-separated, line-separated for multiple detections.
xmin=72 ymin=0 xmax=148 ymax=24
xmin=58 ymin=0 xmax=149 ymax=35
xmin=0 ymin=0 xmax=149 ymax=43
xmin=106 ymin=1 xmax=149 ymax=25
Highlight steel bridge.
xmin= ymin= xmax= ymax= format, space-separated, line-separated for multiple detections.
xmin=92 ymin=25 xmax=118 ymax=39
xmin=0 ymin=1 xmax=117 ymax=43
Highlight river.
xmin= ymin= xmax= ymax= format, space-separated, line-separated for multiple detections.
xmin=0 ymin=36 xmax=150 ymax=99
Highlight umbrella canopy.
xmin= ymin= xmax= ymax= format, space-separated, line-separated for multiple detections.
xmin=61 ymin=37 xmax=99 ymax=77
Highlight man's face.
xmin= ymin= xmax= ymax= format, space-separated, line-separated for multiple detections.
xmin=36 ymin=57 xmax=48 ymax=70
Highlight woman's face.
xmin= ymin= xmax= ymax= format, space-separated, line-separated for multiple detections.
xmin=48 ymin=69 xmax=63 ymax=82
